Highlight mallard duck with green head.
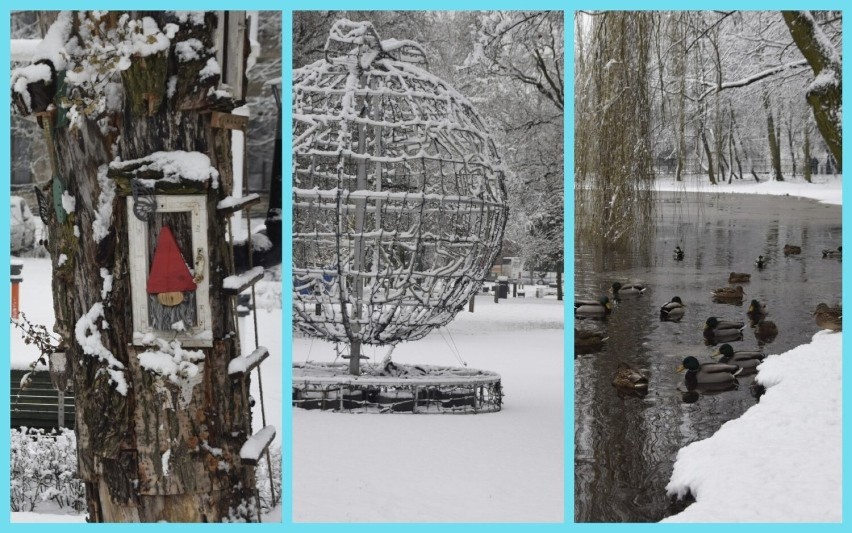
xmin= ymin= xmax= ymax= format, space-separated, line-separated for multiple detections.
xmin=660 ymin=296 xmax=686 ymax=321
xmin=822 ymin=246 xmax=842 ymax=258
xmin=612 ymin=362 xmax=648 ymax=391
xmin=575 ymin=296 xmax=612 ymax=317
xmin=814 ymin=303 xmax=842 ymax=331
xmin=610 ymin=282 xmax=646 ymax=298
xmin=704 ymin=316 xmax=744 ymax=343
xmin=711 ymin=284 xmax=745 ymax=303
xmin=715 ymin=343 xmax=766 ymax=371
xmin=728 ymin=272 xmax=751 ymax=283
xmin=677 ymin=356 xmax=741 ymax=387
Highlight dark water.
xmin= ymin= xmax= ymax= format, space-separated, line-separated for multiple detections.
xmin=574 ymin=191 xmax=842 ymax=522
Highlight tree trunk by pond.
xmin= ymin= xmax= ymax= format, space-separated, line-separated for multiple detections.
xmin=782 ymin=11 xmax=842 ymax=172
xmin=763 ymin=91 xmax=784 ymax=181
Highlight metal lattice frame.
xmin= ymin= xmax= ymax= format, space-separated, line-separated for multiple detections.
xmin=293 ymin=20 xmax=509 ymax=354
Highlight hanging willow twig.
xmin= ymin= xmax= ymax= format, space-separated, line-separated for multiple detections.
xmin=575 ymin=12 xmax=656 ymax=252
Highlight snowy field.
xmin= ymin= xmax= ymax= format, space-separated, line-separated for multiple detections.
xmin=663 ymin=331 xmax=842 ymax=522
xmin=653 ymin=172 xmax=842 ymax=205
xmin=9 ymin=256 xmax=282 ymax=522
xmin=293 ymin=294 xmax=565 ymax=522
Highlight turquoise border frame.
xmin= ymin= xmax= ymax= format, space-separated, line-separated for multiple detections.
xmin=1 ymin=1 xmax=847 ymax=530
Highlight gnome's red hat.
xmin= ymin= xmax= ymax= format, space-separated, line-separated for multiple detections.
xmin=147 ymin=226 xmax=197 ymax=294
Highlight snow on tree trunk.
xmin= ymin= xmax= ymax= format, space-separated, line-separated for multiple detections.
xmin=782 ymin=11 xmax=842 ymax=172
xmin=11 ymin=11 xmax=259 ymax=522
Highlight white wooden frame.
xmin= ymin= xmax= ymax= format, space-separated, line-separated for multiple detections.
xmin=127 ymin=195 xmax=212 ymax=347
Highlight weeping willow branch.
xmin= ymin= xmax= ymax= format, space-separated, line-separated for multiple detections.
xmin=575 ymin=11 xmax=656 ymax=250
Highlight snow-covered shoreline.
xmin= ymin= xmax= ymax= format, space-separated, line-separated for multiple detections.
xmin=653 ymin=172 xmax=842 ymax=206
xmin=663 ymin=331 xmax=842 ymax=522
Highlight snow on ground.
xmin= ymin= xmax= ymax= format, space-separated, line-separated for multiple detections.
xmin=11 ymin=506 xmax=282 ymax=523
xmin=11 ymin=511 xmax=88 ymax=523
xmin=654 ymin=172 xmax=842 ymax=206
xmin=663 ymin=330 xmax=841 ymax=522
xmin=293 ymin=293 xmax=564 ymax=522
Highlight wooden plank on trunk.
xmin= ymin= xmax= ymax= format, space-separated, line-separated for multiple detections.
xmin=228 ymin=346 xmax=269 ymax=379
xmin=216 ymin=193 xmax=261 ymax=216
xmin=222 ymin=266 xmax=264 ymax=295
xmin=239 ymin=425 xmax=275 ymax=466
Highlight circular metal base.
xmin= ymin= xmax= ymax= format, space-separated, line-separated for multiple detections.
xmin=293 ymin=362 xmax=502 ymax=414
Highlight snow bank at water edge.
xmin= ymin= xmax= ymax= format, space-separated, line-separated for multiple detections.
xmin=653 ymin=173 xmax=842 ymax=206
xmin=663 ymin=330 xmax=841 ymax=522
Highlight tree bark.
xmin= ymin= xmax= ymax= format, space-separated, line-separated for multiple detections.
xmin=700 ymin=128 xmax=716 ymax=185
xmin=18 ymin=11 xmax=259 ymax=522
xmin=803 ymin=119 xmax=813 ymax=183
xmin=782 ymin=11 xmax=842 ymax=171
xmin=763 ymin=92 xmax=784 ymax=181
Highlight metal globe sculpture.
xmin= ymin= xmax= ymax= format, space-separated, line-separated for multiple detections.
xmin=293 ymin=20 xmax=509 ymax=376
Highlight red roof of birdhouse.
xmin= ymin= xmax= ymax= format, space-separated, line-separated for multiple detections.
xmin=147 ymin=226 xmax=197 ymax=294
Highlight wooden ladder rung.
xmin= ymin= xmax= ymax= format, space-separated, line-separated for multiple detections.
xmin=216 ymin=193 xmax=262 ymax=216
xmin=222 ymin=266 xmax=264 ymax=295
xmin=239 ymin=425 xmax=276 ymax=465
xmin=228 ymin=346 xmax=269 ymax=378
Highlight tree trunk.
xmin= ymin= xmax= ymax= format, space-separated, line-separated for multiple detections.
xmin=16 ymin=11 xmax=260 ymax=522
xmin=763 ymin=92 xmax=784 ymax=181
xmin=700 ymin=128 xmax=716 ymax=185
xmin=785 ymin=112 xmax=797 ymax=176
xmin=782 ymin=11 xmax=842 ymax=171
xmin=803 ymin=119 xmax=813 ymax=183
xmin=555 ymin=263 xmax=563 ymax=302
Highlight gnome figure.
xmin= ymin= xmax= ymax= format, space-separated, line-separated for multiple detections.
xmin=147 ymin=226 xmax=197 ymax=330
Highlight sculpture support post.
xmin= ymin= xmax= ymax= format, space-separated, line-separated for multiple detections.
xmin=349 ymin=71 xmax=370 ymax=376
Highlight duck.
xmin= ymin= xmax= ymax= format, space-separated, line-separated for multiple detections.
xmin=711 ymin=285 xmax=745 ymax=302
xmin=822 ymin=246 xmax=842 ymax=258
xmin=673 ymin=246 xmax=685 ymax=261
xmin=755 ymin=255 xmax=767 ymax=269
xmin=612 ymin=362 xmax=648 ymax=391
xmin=677 ymin=356 xmax=741 ymax=386
xmin=728 ymin=272 xmax=751 ymax=283
xmin=610 ymin=282 xmax=646 ymax=297
xmin=704 ymin=316 xmax=745 ymax=343
xmin=813 ymin=303 xmax=842 ymax=331
xmin=660 ymin=296 xmax=686 ymax=321
xmin=783 ymin=244 xmax=802 ymax=255
xmin=575 ymin=296 xmax=612 ymax=317
xmin=715 ymin=343 xmax=766 ymax=371
xmin=575 ymin=328 xmax=607 ymax=349
xmin=705 ymin=316 xmax=745 ymax=333
xmin=753 ymin=319 xmax=779 ymax=344
xmin=746 ymin=299 xmax=767 ymax=322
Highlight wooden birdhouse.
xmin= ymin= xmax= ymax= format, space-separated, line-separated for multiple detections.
xmin=127 ymin=195 xmax=211 ymax=346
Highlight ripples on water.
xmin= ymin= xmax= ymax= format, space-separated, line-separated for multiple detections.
xmin=574 ymin=191 xmax=842 ymax=522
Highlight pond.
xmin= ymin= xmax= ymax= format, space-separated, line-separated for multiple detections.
xmin=574 ymin=190 xmax=842 ymax=522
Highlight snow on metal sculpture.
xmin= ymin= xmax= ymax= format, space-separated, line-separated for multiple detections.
xmin=293 ymin=20 xmax=509 ymax=377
